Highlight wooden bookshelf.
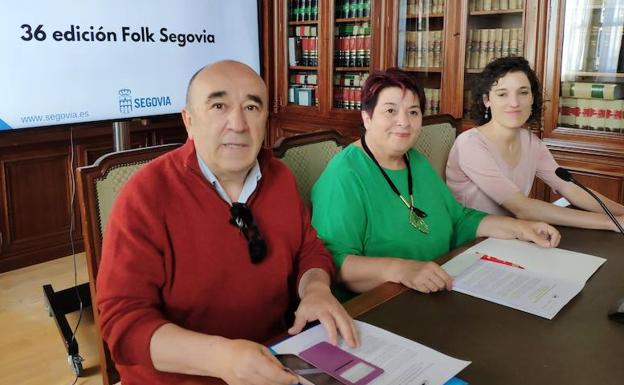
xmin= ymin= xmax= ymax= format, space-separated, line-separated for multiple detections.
xmin=405 ymin=13 xmax=444 ymax=19
xmin=334 ymin=67 xmax=369 ymax=72
xmin=289 ymin=66 xmax=318 ymax=71
xmin=568 ymin=72 xmax=624 ymax=79
xmin=335 ymin=17 xmax=370 ymax=23
xmin=470 ymin=9 xmax=523 ymax=16
xmin=288 ymin=20 xmax=319 ymax=26
xmin=403 ymin=67 xmax=443 ymax=73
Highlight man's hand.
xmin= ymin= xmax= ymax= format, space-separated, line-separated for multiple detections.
xmin=289 ymin=269 xmax=359 ymax=348
xmin=216 ymin=339 xmax=298 ymax=385
xmin=388 ymin=259 xmax=453 ymax=293
xmin=514 ymin=219 xmax=561 ymax=248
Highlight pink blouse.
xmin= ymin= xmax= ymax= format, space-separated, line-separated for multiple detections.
xmin=445 ymin=128 xmax=568 ymax=216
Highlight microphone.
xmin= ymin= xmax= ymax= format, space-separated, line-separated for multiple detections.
xmin=555 ymin=167 xmax=624 ymax=235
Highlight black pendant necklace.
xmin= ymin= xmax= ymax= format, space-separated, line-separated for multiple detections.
xmin=360 ymin=135 xmax=429 ymax=234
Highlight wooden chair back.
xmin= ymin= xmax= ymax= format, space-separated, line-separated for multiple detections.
xmin=76 ymin=143 xmax=181 ymax=385
xmin=273 ymin=130 xmax=351 ymax=206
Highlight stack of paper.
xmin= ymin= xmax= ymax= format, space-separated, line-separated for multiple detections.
xmin=273 ymin=320 xmax=470 ymax=385
xmin=442 ymin=238 xmax=606 ymax=319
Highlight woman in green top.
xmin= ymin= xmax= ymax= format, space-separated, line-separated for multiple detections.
xmin=311 ymin=68 xmax=561 ymax=297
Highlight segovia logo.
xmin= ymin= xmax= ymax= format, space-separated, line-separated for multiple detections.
xmin=119 ymin=89 xmax=133 ymax=114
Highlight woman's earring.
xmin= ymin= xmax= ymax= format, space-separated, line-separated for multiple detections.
xmin=484 ymin=107 xmax=490 ymax=120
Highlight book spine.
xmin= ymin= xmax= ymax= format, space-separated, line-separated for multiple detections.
xmin=427 ymin=31 xmax=434 ymax=67
xmin=478 ymin=29 xmax=488 ymax=68
xmin=494 ymin=28 xmax=503 ymax=59
xmin=466 ymin=29 xmax=473 ymax=68
xmin=364 ymin=28 xmax=371 ymax=67
xmin=356 ymin=31 xmax=365 ymax=67
xmin=470 ymin=29 xmax=480 ymax=69
xmin=561 ymin=82 xmax=624 ymax=100
xmin=501 ymin=28 xmax=510 ymax=57
xmin=577 ymin=98 xmax=593 ymax=129
xmin=509 ymin=28 xmax=519 ymax=57
xmin=486 ymin=28 xmax=495 ymax=64
xmin=558 ymin=97 xmax=577 ymax=127
xmin=408 ymin=31 xmax=416 ymax=68
xmin=517 ymin=28 xmax=524 ymax=56
xmin=434 ymin=30 xmax=442 ymax=67
xmin=311 ymin=0 xmax=318 ymax=21
xmin=424 ymin=88 xmax=432 ymax=115
xmin=288 ymin=37 xmax=297 ymax=66
xmin=311 ymin=36 xmax=318 ymax=66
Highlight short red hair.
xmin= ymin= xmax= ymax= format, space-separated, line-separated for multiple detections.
xmin=361 ymin=68 xmax=426 ymax=115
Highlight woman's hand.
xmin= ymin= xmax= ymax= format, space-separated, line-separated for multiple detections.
xmin=611 ymin=215 xmax=624 ymax=233
xmin=511 ymin=219 xmax=561 ymax=247
xmin=388 ymin=259 xmax=453 ymax=293
xmin=478 ymin=215 xmax=561 ymax=248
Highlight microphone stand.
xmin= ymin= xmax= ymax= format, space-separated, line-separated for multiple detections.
xmin=557 ymin=168 xmax=624 ymax=235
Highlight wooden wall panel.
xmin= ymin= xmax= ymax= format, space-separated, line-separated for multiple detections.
xmin=0 ymin=116 xmax=186 ymax=272
xmin=4 ymin=152 xmax=71 ymax=243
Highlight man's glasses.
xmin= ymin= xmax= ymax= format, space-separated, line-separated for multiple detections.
xmin=229 ymin=203 xmax=267 ymax=264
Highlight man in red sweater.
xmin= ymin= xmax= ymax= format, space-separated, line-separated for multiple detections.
xmin=96 ymin=60 xmax=358 ymax=385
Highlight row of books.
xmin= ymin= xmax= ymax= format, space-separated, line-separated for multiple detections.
xmin=405 ymin=0 xmax=446 ymax=16
xmin=561 ymin=82 xmax=624 ymax=100
xmin=332 ymin=86 xmax=441 ymax=113
xmin=581 ymin=25 xmax=624 ymax=73
xmin=465 ymin=28 xmax=524 ymax=69
xmin=291 ymin=25 xmax=318 ymax=37
xmin=424 ymin=88 xmax=441 ymax=116
xmin=288 ymin=85 xmax=318 ymax=107
xmin=288 ymin=37 xmax=318 ymax=67
xmin=334 ymin=86 xmax=362 ymax=110
xmin=402 ymin=30 xmax=443 ymax=68
xmin=335 ymin=24 xmax=371 ymax=68
xmin=289 ymin=0 xmax=319 ymax=22
xmin=333 ymin=72 xmax=368 ymax=109
xmin=469 ymin=0 xmax=524 ymax=11
xmin=290 ymin=72 xmax=317 ymax=86
xmin=334 ymin=72 xmax=369 ymax=87
xmin=288 ymin=26 xmax=318 ymax=67
xmin=335 ymin=22 xmax=370 ymax=37
xmin=559 ymin=97 xmax=624 ymax=133
xmin=336 ymin=0 xmax=371 ymax=19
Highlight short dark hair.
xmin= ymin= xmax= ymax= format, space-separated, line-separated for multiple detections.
xmin=470 ymin=56 xmax=543 ymax=126
xmin=361 ymin=68 xmax=426 ymax=115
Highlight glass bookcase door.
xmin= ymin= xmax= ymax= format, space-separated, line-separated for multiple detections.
xmin=395 ymin=0 xmax=445 ymax=116
xmin=332 ymin=0 xmax=373 ymax=111
xmin=286 ymin=0 xmax=320 ymax=108
xmin=463 ymin=0 xmax=525 ymax=118
xmin=558 ymin=0 xmax=624 ymax=134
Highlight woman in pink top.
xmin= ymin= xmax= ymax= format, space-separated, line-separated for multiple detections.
xmin=446 ymin=57 xmax=624 ymax=231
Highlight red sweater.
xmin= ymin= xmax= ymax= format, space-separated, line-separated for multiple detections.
xmin=96 ymin=140 xmax=335 ymax=384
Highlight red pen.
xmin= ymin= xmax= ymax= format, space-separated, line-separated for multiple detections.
xmin=480 ymin=254 xmax=525 ymax=269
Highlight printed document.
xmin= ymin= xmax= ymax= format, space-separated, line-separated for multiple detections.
xmin=451 ymin=258 xmax=584 ymax=319
xmin=272 ymin=320 xmax=470 ymax=385
xmin=443 ymin=238 xmax=605 ymax=283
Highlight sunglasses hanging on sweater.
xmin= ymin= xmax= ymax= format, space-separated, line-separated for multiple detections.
xmin=229 ymin=203 xmax=267 ymax=264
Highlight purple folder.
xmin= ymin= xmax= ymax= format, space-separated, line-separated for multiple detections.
xmin=299 ymin=342 xmax=384 ymax=385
